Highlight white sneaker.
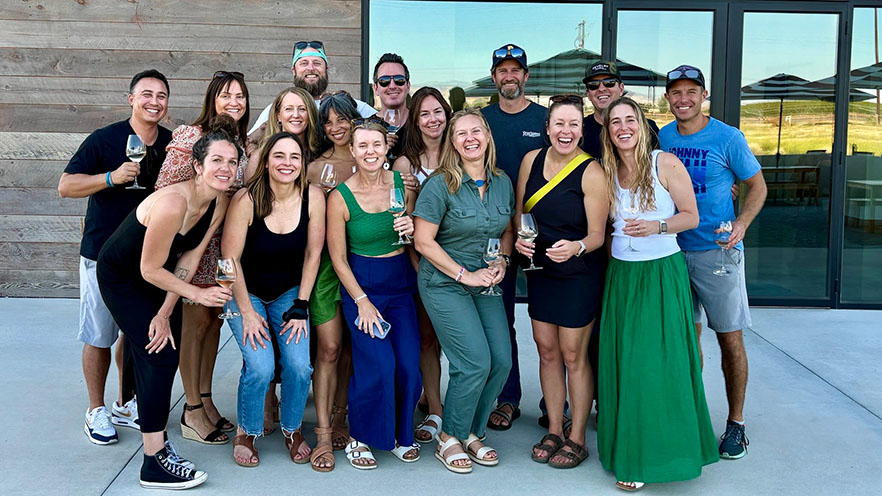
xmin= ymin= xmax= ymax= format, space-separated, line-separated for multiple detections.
xmin=112 ymin=398 xmax=140 ymax=430
xmin=85 ymin=406 xmax=118 ymax=445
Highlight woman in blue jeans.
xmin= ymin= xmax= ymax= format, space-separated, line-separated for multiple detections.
xmin=222 ymin=132 xmax=325 ymax=467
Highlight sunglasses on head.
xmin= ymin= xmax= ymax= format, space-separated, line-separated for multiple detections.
xmin=494 ymin=47 xmax=525 ymax=59
xmin=586 ymin=78 xmax=618 ymax=91
xmin=321 ymin=90 xmax=352 ymax=100
xmin=375 ymin=75 xmax=408 ymax=87
xmin=214 ymin=71 xmax=244 ymax=80
xmin=351 ymin=117 xmax=388 ymax=128
xmin=667 ymin=69 xmax=702 ymax=81
xmin=550 ymin=94 xmax=583 ymax=105
xmin=294 ymin=40 xmax=324 ymax=52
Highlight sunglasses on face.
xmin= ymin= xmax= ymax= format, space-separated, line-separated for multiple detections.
xmin=667 ymin=69 xmax=702 ymax=81
xmin=494 ymin=47 xmax=525 ymax=59
xmin=214 ymin=71 xmax=244 ymax=80
xmin=586 ymin=79 xmax=619 ymax=91
xmin=550 ymin=94 xmax=583 ymax=105
xmin=375 ymin=75 xmax=408 ymax=87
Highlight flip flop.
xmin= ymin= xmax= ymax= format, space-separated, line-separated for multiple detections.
xmin=487 ymin=403 xmax=520 ymax=431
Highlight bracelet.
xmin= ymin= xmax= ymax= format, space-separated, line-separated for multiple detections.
xmin=354 ymin=293 xmax=367 ymax=303
xmin=105 ymin=171 xmax=114 ymax=188
xmin=454 ymin=266 xmax=465 ymax=282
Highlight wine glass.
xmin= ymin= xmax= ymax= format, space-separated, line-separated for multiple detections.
xmin=622 ymin=194 xmax=640 ymax=252
xmin=479 ymin=238 xmax=502 ymax=296
xmin=519 ymin=213 xmax=542 ymax=271
xmin=382 ymin=109 xmax=400 ymax=134
xmin=125 ymin=134 xmax=146 ymax=190
xmin=216 ymin=258 xmax=239 ymax=319
xmin=713 ymin=220 xmax=733 ymax=277
xmin=320 ymin=163 xmax=337 ymax=192
xmin=389 ymin=187 xmax=411 ymax=245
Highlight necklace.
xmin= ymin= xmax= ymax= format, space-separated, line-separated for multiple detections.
xmin=475 ymin=179 xmax=486 ymax=187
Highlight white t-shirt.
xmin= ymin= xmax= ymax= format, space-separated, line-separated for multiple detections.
xmin=247 ymin=97 xmax=377 ymax=136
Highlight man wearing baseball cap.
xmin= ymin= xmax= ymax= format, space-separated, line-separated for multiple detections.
xmin=481 ymin=44 xmax=547 ymax=431
xmin=658 ymin=64 xmax=767 ymax=461
xmin=249 ymin=40 xmax=376 ymax=135
xmin=581 ymin=60 xmax=659 ymax=158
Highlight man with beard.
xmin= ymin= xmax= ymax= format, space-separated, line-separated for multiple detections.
xmin=480 ymin=44 xmax=547 ymax=432
xmin=249 ymin=40 xmax=375 ymax=134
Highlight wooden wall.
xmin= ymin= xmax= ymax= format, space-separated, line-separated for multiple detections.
xmin=0 ymin=0 xmax=363 ymax=297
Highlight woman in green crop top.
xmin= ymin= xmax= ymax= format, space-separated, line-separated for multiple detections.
xmin=326 ymin=120 xmax=422 ymax=469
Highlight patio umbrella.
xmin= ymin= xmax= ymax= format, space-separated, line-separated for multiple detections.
xmin=741 ymin=73 xmax=874 ymax=163
xmin=463 ymin=48 xmax=666 ymax=97
xmin=815 ymin=62 xmax=882 ymax=124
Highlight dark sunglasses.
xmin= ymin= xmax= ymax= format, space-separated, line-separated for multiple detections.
xmin=550 ymin=94 xmax=583 ymax=105
xmin=667 ymin=68 xmax=702 ymax=80
xmin=375 ymin=75 xmax=408 ymax=87
xmin=586 ymin=78 xmax=619 ymax=91
xmin=494 ymin=47 xmax=525 ymax=59
xmin=294 ymin=40 xmax=324 ymax=52
xmin=214 ymin=71 xmax=244 ymax=80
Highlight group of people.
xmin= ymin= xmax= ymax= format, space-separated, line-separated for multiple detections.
xmin=60 ymin=39 xmax=766 ymax=491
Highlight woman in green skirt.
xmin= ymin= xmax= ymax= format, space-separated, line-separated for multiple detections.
xmin=597 ymin=97 xmax=718 ymax=491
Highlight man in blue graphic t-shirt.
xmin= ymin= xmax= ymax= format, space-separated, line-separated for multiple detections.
xmin=658 ymin=65 xmax=767 ymax=461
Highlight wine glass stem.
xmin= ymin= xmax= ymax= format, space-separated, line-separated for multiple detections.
xmin=720 ymin=247 xmax=726 ymax=271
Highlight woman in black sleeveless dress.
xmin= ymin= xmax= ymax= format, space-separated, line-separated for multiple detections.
xmin=97 ymin=131 xmax=238 ymax=490
xmin=514 ymin=95 xmax=609 ymax=469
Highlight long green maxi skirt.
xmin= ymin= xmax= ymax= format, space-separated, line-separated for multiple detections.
xmin=598 ymin=252 xmax=719 ymax=483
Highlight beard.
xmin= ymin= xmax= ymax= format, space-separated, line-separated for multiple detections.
xmin=294 ymin=72 xmax=329 ymax=98
xmin=497 ymin=81 xmax=524 ymax=100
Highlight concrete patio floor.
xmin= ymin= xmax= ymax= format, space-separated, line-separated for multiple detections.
xmin=1 ymin=298 xmax=880 ymax=495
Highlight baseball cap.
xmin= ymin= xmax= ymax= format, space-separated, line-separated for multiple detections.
xmin=492 ymin=44 xmax=528 ymax=71
xmin=582 ymin=61 xmax=620 ymax=85
xmin=666 ymin=65 xmax=706 ymax=90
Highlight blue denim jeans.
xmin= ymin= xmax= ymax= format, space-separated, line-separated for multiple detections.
xmin=227 ymin=286 xmax=313 ymax=436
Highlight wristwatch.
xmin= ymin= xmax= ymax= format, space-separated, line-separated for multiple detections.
xmin=576 ymin=240 xmax=587 ymax=257
xmin=500 ymin=254 xmax=512 ymax=267
xmin=659 ymin=219 xmax=668 ymax=234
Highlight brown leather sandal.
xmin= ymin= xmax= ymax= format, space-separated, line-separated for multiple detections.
xmin=311 ymin=427 xmax=335 ymax=472
xmin=330 ymin=405 xmax=349 ymax=451
xmin=233 ymin=434 xmax=259 ymax=467
xmin=549 ymin=439 xmax=589 ymax=469
xmin=531 ymin=433 xmax=564 ymax=463
xmin=284 ymin=429 xmax=311 ymax=464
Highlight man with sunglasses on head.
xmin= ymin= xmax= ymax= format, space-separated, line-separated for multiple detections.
xmin=372 ymin=53 xmax=411 ymax=162
xmin=481 ymin=44 xmax=547 ymax=432
xmin=581 ymin=61 xmax=659 ymax=158
xmin=248 ymin=40 xmax=376 ymax=135
xmin=658 ymin=65 xmax=767 ymax=462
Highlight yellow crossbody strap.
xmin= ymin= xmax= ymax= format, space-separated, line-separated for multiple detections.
xmin=523 ymin=152 xmax=591 ymax=213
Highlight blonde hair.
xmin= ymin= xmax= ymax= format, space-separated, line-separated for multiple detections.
xmin=600 ymin=97 xmax=655 ymax=214
xmin=437 ymin=108 xmax=500 ymax=194
xmin=264 ymin=87 xmax=320 ymax=161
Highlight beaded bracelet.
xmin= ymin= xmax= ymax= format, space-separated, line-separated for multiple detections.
xmin=454 ymin=266 xmax=465 ymax=282
xmin=105 ymin=171 xmax=114 ymax=188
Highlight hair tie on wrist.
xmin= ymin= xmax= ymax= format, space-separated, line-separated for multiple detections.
xmin=106 ymin=171 xmax=114 ymax=188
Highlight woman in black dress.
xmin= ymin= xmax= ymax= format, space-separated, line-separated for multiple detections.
xmin=514 ymin=95 xmax=608 ymax=469
xmin=97 ymin=131 xmax=238 ymax=489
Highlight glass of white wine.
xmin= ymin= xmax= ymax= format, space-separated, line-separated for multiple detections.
xmin=480 ymin=238 xmax=503 ymax=296
xmin=713 ymin=220 xmax=733 ymax=277
xmin=320 ymin=163 xmax=337 ymax=192
xmin=519 ymin=213 xmax=542 ymax=271
xmin=216 ymin=258 xmax=239 ymax=319
xmin=389 ymin=187 xmax=410 ymax=245
xmin=125 ymin=134 xmax=146 ymax=190
xmin=382 ymin=109 xmax=400 ymax=134
xmin=622 ymin=194 xmax=640 ymax=252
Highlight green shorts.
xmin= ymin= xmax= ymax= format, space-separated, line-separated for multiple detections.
xmin=309 ymin=250 xmax=341 ymax=326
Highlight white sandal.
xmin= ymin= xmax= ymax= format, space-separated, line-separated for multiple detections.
xmin=415 ymin=414 xmax=442 ymax=444
xmin=615 ymin=481 xmax=645 ymax=492
xmin=391 ymin=443 xmax=420 ymax=462
xmin=462 ymin=433 xmax=498 ymax=466
xmin=344 ymin=440 xmax=377 ymax=470
xmin=434 ymin=435 xmax=472 ymax=474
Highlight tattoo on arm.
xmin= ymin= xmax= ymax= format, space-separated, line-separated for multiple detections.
xmin=174 ymin=267 xmax=189 ymax=280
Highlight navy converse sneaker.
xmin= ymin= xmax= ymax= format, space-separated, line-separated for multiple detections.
xmin=139 ymin=446 xmax=206 ymax=490
xmin=719 ymin=420 xmax=749 ymax=459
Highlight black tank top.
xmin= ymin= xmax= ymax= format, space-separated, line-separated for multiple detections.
xmin=240 ymin=187 xmax=310 ymax=301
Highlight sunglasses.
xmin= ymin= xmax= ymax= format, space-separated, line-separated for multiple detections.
xmin=214 ymin=71 xmax=244 ymax=80
xmin=294 ymin=40 xmax=324 ymax=52
xmin=550 ymin=94 xmax=583 ymax=105
xmin=351 ymin=117 xmax=388 ymax=129
xmin=586 ymin=78 xmax=619 ymax=91
xmin=494 ymin=47 xmax=525 ymax=59
xmin=375 ymin=75 xmax=408 ymax=87
xmin=667 ymin=68 xmax=702 ymax=81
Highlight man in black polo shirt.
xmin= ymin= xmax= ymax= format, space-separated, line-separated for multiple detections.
xmin=581 ymin=60 xmax=659 ymax=158
xmin=59 ymin=69 xmax=172 ymax=445
xmin=481 ymin=44 xmax=547 ymax=431
xmin=372 ymin=52 xmax=411 ymax=162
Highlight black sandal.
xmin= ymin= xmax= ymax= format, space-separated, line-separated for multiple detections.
xmin=531 ymin=433 xmax=564 ymax=463
xmin=201 ymin=392 xmax=235 ymax=432
xmin=487 ymin=402 xmax=520 ymax=431
xmin=180 ymin=403 xmax=229 ymax=445
xmin=549 ymin=439 xmax=589 ymax=469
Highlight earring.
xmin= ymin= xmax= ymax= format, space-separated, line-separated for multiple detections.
xmin=352 ymin=165 xmax=357 ymax=174
xmin=277 ymin=121 xmax=282 ymax=128
xmin=383 ymin=161 xmax=390 ymax=170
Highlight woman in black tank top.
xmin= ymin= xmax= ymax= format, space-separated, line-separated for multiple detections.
xmin=96 ymin=131 xmax=238 ymax=489
xmin=221 ymin=132 xmax=325 ymax=469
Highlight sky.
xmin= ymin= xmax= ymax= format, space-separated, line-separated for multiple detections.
xmin=368 ymin=1 xmax=880 ymax=100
